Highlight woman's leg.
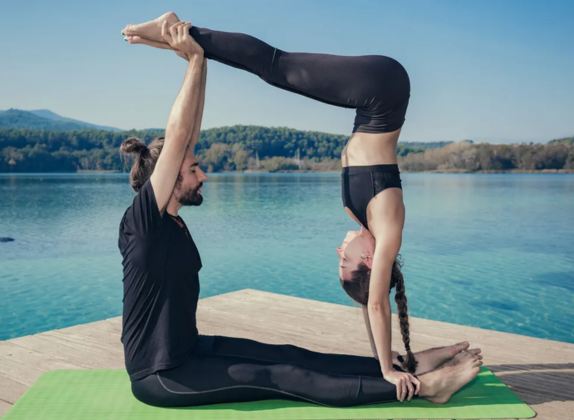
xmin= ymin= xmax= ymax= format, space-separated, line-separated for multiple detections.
xmin=131 ymin=353 xmax=397 ymax=408
xmin=188 ymin=26 xmax=410 ymax=133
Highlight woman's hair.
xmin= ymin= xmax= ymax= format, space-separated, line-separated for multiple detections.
xmin=120 ymin=136 xmax=165 ymax=191
xmin=340 ymin=254 xmax=418 ymax=373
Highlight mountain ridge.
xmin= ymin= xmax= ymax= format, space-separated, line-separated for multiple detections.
xmin=0 ymin=108 xmax=121 ymax=132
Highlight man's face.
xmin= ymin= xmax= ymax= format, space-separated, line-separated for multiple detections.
xmin=173 ymin=152 xmax=208 ymax=206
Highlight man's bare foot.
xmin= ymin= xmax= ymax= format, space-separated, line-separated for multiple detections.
xmin=419 ymin=350 xmax=482 ymax=404
xmin=396 ymin=341 xmax=471 ymax=375
xmin=122 ymin=11 xmax=180 ymax=43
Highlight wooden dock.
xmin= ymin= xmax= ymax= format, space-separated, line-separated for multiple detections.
xmin=1 ymin=289 xmax=573 ymax=419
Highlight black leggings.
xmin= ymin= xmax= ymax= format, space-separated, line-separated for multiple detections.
xmin=189 ymin=26 xmax=410 ymax=134
xmin=131 ymin=335 xmax=402 ymax=407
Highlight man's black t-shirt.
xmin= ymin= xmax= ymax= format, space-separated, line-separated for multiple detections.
xmin=118 ymin=179 xmax=202 ymax=382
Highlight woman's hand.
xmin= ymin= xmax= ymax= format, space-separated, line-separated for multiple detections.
xmin=383 ymin=368 xmax=421 ymax=402
xmin=161 ymin=21 xmax=203 ymax=60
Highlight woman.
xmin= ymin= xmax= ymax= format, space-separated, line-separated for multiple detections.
xmin=120 ymin=14 xmax=483 ymax=407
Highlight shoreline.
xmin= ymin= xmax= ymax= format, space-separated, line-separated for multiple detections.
xmin=76 ymin=169 xmax=122 ymax=173
xmin=408 ymin=168 xmax=574 ymax=174
xmin=2 ymin=169 xmax=574 ymax=174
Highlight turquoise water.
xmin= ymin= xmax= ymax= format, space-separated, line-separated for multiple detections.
xmin=1 ymin=172 xmax=573 ymax=343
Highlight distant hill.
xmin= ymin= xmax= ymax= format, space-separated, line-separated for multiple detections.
xmin=0 ymin=109 xmax=120 ymax=132
xmin=549 ymin=136 xmax=574 ymax=145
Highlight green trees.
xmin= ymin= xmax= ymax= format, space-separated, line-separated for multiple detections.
xmin=0 ymin=126 xmax=572 ymax=172
xmin=0 ymin=125 xmax=350 ymax=172
xmin=399 ymin=141 xmax=574 ymax=172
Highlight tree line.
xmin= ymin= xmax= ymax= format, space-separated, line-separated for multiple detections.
xmin=0 ymin=126 xmax=572 ymax=172
xmin=399 ymin=139 xmax=574 ymax=172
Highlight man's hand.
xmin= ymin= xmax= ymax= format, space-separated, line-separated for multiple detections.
xmin=124 ymin=21 xmax=200 ymax=61
xmin=162 ymin=21 xmax=203 ymax=60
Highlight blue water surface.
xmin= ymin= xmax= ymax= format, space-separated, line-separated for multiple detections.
xmin=1 ymin=172 xmax=573 ymax=342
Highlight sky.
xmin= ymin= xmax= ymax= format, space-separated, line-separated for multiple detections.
xmin=0 ymin=0 xmax=572 ymax=143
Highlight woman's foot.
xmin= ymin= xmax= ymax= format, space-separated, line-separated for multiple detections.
xmin=442 ymin=348 xmax=482 ymax=367
xmin=122 ymin=11 xmax=180 ymax=43
xmin=123 ymin=35 xmax=171 ymax=49
xmin=419 ymin=350 xmax=482 ymax=404
xmin=397 ymin=341 xmax=471 ymax=375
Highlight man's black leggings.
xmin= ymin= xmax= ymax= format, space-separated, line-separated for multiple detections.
xmin=189 ymin=26 xmax=410 ymax=133
xmin=131 ymin=335 xmax=401 ymax=407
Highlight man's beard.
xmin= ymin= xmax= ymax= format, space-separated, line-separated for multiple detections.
xmin=177 ymin=184 xmax=203 ymax=206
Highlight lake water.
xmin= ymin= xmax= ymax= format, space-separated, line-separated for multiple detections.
xmin=1 ymin=172 xmax=573 ymax=343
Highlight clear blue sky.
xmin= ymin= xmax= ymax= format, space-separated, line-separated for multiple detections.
xmin=1 ymin=0 xmax=572 ymax=142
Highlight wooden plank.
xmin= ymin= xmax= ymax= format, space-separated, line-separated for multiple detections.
xmin=0 ymin=400 xmax=14 ymax=417
xmin=0 ymin=375 xmax=28 ymax=407
xmin=8 ymin=334 xmax=122 ymax=368
xmin=0 ymin=342 xmax=82 ymax=385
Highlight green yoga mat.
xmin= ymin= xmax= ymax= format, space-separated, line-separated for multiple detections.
xmin=4 ymin=367 xmax=535 ymax=419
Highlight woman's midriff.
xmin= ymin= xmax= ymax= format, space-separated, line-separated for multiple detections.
xmin=341 ymin=129 xmax=401 ymax=167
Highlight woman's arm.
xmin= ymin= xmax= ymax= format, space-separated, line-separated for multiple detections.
xmin=365 ymin=189 xmax=419 ymax=401
xmin=366 ymin=244 xmax=396 ymax=374
xmin=149 ymin=22 xmax=205 ymax=213
xmin=361 ymin=305 xmax=378 ymax=360
xmin=363 ymin=304 xmax=403 ymax=363
xmin=366 ymin=190 xmax=405 ymax=375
